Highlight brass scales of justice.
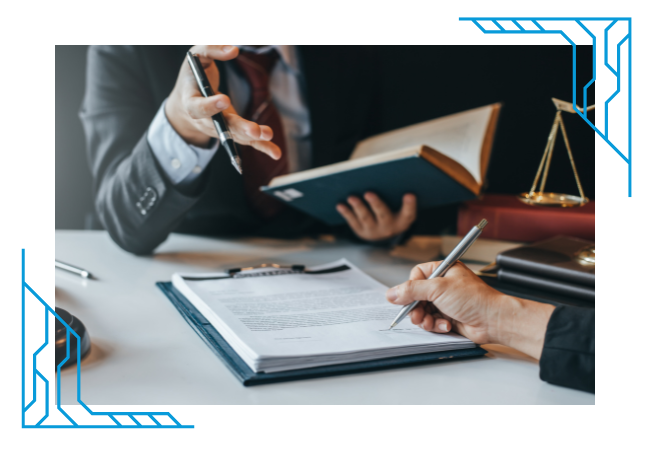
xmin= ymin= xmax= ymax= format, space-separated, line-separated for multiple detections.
xmin=518 ymin=97 xmax=595 ymax=266
xmin=518 ymin=97 xmax=594 ymax=208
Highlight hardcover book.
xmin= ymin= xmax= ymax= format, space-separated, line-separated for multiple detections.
xmin=496 ymin=236 xmax=595 ymax=301
xmin=262 ymin=104 xmax=502 ymax=225
xmin=457 ymin=194 xmax=595 ymax=242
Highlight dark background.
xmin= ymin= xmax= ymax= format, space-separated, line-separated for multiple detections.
xmin=56 ymin=45 xmax=594 ymax=230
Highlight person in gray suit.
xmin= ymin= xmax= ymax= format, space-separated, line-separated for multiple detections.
xmin=81 ymin=45 xmax=418 ymax=255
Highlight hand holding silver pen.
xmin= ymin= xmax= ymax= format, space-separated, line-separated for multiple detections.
xmin=163 ymin=46 xmax=282 ymax=170
xmin=386 ymin=226 xmax=558 ymax=361
xmin=388 ymin=219 xmax=488 ymax=329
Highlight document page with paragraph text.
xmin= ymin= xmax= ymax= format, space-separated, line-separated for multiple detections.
xmin=172 ymin=259 xmax=475 ymax=372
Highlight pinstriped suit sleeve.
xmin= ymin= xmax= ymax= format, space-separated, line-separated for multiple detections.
xmin=80 ymin=45 xmax=205 ymax=255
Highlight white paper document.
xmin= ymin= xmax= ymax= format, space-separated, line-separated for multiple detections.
xmin=172 ymin=259 xmax=475 ymax=373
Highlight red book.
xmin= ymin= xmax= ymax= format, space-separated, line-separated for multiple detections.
xmin=457 ymin=194 xmax=595 ymax=242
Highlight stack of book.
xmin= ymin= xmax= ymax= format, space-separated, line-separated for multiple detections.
xmin=495 ymin=236 xmax=595 ymax=301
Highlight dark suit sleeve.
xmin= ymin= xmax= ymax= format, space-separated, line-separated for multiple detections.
xmin=539 ymin=305 xmax=595 ymax=393
xmin=80 ymin=46 xmax=202 ymax=255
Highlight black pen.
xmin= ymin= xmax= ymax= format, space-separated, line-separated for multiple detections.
xmin=186 ymin=51 xmax=243 ymax=174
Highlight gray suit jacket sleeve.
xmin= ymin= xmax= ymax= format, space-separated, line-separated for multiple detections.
xmin=80 ymin=46 xmax=202 ymax=255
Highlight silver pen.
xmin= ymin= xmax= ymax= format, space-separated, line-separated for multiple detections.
xmin=55 ymin=260 xmax=93 ymax=279
xmin=389 ymin=219 xmax=488 ymax=330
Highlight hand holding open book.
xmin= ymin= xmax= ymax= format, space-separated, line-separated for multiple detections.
xmin=336 ymin=192 xmax=417 ymax=241
xmin=262 ymin=103 xmax=501 ymax=225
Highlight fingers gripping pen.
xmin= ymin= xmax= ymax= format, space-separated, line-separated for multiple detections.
xmin=186 ymin=51 xmax=243 ymax=174
xmin=389 ymin=219 xmax=488 ymax=329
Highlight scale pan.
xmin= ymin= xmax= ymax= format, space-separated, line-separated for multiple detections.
xmin=517 ymin=191 xmax=589 ymax=208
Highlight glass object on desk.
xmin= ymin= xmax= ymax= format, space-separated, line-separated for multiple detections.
xmin=518 ymin=98 xmax=594 ymax=208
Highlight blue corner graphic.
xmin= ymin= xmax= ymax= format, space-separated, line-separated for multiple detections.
xmin=22 ymin=249 xmax=193 ymax=428
xmin=460 ymin=17 xmax=632 ymax=197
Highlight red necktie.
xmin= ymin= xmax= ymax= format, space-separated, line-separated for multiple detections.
xmin=235 ymin=50 xmax=289 ymax=219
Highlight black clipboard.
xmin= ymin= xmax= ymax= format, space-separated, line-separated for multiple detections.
xmin=156 ymin=281 xmax=487 ymax=386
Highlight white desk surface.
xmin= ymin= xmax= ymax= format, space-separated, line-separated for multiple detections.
xmin=55 ymin=230 xmax=594 ymax=405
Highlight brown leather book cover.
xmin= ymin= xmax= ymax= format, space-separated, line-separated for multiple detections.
xmin=457 ymin=194 xmax=595 ymax=242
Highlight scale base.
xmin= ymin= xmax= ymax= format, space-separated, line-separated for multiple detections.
xmin=575 ymin=245 xmax=595 ymax=266
xmin=517 ymin=192 xmax=589 ymax=208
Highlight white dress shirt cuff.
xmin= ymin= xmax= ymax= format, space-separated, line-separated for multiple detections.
xmin=148 ymin=99 xmax=219 ymax=187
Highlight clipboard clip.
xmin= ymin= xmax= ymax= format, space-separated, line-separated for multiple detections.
xmin=227 ymin=264 xmax=306 ymax=277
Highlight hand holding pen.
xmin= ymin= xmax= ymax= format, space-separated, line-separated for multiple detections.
xmin=386 ymin=219 xmax=558 ymax=360
xmin=386 ymin=220 xmax=503 ymax=343
xmin=386 ymin=258 xmax=497 ymax=343
xmin=164 ymin=46 xmax=282 ymax=166
xmin=388 ymin=219 xmax=488 ymax=329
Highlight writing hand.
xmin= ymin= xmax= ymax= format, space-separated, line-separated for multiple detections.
xmin=336 ymin=192 xmax=416 ymax=242
xmin=165 ymin=45 xmax=281 ymax=160
xmin=386 ymin=261 xmax=556 ymax=359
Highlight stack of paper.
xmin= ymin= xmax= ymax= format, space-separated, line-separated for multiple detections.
xmin=172 ymin=259 xmax=476 ymax=373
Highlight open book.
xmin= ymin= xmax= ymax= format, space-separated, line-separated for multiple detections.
xmin=262 ymin=104 xmax=502 ymax=225
xmin=172 ymin=259 xmax=476 ymax=373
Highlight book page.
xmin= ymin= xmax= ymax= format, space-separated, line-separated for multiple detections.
xmin=173 ymin=259 xmax=474 ymax=372
xmin=351 ymin=105 xmax=494 ymax=183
